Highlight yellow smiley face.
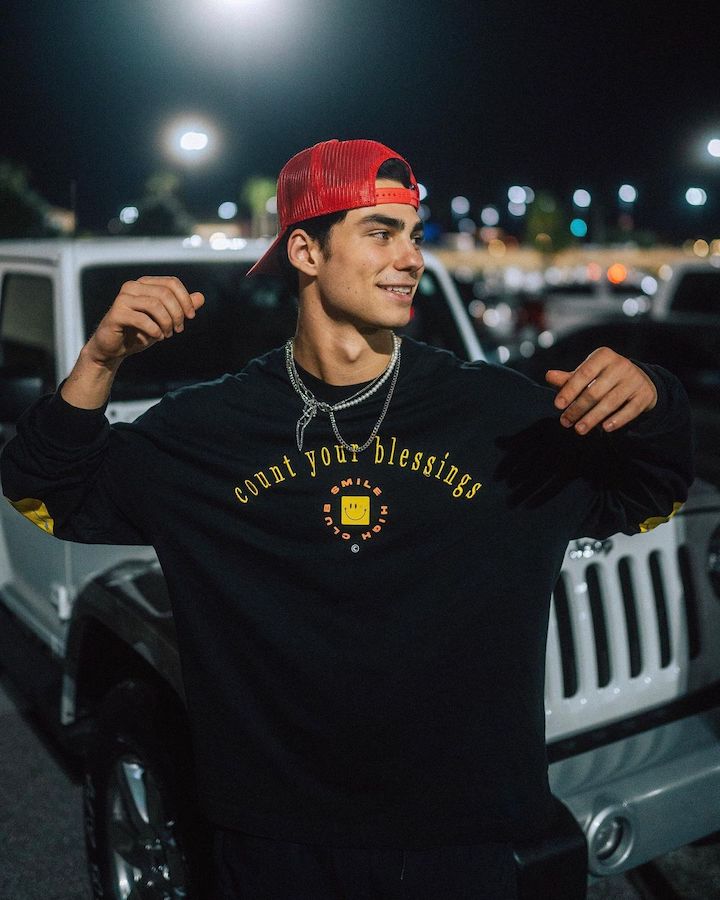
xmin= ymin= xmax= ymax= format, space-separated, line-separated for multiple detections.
xmin=341 ymin=495 xmax=370 ymax=526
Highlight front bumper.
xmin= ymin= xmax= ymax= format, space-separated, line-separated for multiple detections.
xmin=549 ymin=703 xmax=720 ymax=877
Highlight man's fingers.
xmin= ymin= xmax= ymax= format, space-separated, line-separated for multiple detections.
xmin=601 ymin=396 xmax=653 ymax=432
xmin=121 ymin=311 xmax=167 ymax=344
xmin=553 ymin=351 xmax=619 ymax=410
xmin=545 ymin=369 xmax=571 ymax=391
xmin=565 ymin=383 xmax=635 ymax=434
xmin=136 ymin=275 xmax=199 ymax=322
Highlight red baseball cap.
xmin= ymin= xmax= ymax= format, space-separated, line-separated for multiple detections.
xmin=246 ymin=139 xmax=419 ymax=277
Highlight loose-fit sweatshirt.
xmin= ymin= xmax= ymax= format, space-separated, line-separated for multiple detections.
xmin=1 ymin=338 xmax=693 ymax=848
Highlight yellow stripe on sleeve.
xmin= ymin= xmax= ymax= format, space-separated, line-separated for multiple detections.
xmin=638 ymin=500 xmax=683 ymax=534
xmin=8 ymin=498 xmax=55 ymax=535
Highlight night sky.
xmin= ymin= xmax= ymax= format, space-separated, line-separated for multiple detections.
xmin=3 ymin=0 xmax=720 ymax=241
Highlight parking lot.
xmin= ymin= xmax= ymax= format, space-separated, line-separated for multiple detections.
xmin=1 ymin=675 xmax=718 ymax=900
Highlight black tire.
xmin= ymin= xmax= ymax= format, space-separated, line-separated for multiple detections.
xmin=83 ymin=679 xmax=213 ymax=899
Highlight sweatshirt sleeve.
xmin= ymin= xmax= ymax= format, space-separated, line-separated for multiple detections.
xmin=572 ymin=361 xmax=694 ymax=539
xmin=1 ymin=387 xmax=152 ymax=545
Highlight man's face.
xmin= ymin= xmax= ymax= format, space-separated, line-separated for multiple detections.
xmin=310 ymin=179 xmax=425 ymax=331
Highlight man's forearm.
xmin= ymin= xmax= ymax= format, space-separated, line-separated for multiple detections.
xmin=60 ymin=347 xmax=123 ymax=410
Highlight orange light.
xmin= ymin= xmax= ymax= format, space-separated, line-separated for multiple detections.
xmin=587 ymin=262 xmax=602 ymax=281
xmin=607 ymin=263 xmax=628 ymax=284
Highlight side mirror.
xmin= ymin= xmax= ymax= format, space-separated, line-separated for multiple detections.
xmin=0 ymin=367 xmax=49 ymax=422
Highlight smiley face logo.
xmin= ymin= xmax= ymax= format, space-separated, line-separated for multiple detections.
xmin=341 ymin=496 xmax=370 ymax=525
xmin=322 ymin=477 xmax=390 ymax=547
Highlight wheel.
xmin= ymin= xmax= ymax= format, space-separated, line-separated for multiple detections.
xmin=83 ymin=680 xmax=212 ymax=899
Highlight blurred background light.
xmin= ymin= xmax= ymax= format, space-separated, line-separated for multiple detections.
xmin=418 ymin=183 xmax=428 ymax=201
xmin=686 ymin=187 xmax=707 ymax=206
xmin=488 ymin=238 xmax=507 ymax=257
xmin=573 ymin=189 xmax=591 ymax=208
xmin=607 ymin=263 xmax=628 ymax=284
xmin=538 ymin=331 xmax=555 ymax=348
xmin=641 ymin=275 xmax=658 ymax=295
xmin=164 ymin=117 xmax=218 ymax=165
xmin=180 ymin=131 xmax=209 ymax=152
xmin=523 ymin=186 xmax=535 ymax=203
xmin=570 ymin=218 xmax=588 ymax=237
xmin=451 ymin=195 xmax=471 ymax=216
xmin=707 ymin=138 xmax=720 ymax=158
xmin=507 ymin=185 xmax=527 ymax=204
xmin=218 ymin=201 xmax=237 ymax=219
xmin=458 ymin=217 xmax=477 ymax=233
xmin=480 ymin=206 xmax=500 ymax=226
xmin=265 ymin=195 xmax=278 ymax=214
xmin=693 ymin=239 xmax=710 ymax=257
xmin=119 ymin=206 xmax=139 ymax=225
xmin=618 ymin=184 xmax=637 ymax=203
xmin=508 ymin=201 xmax=526 ymax=216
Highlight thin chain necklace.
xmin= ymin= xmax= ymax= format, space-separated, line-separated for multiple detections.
xmin=285 ymin=334 xmax=402 ymax=453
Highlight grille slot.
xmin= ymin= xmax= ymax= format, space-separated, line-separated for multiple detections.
xmin=552 ymin=575 xmax=578 ymax=698
xmin=618 ymin=556 xmax=642 ymax=677
xmin=649 ymin=550 xmax=672 ymax=668
xmin=586 ymin=564 xmax=611 ymax=687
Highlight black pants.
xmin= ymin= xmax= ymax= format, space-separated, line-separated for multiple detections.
xmin=212 ymin=829 xmax=518 ymax=900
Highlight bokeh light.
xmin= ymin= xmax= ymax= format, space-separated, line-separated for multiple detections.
xmin=618 ymin=184 xmax=637 ymax=203
xmin=570 ymin=218 xmax=588 ymax=237
xmin=607 ymin=263 xmax=628 ymax=284
xmin=481 ymin=206 xmax=500 ymax=226
xmin=119 ymin=206 xmax=139 ymax=225
xmin=686 ymin=187 xmax=707 ymax=206
xmin=508 ymin=186 xmax=527 ymax=204
xmin=451 ymin=196 xmax=471 ymax=216
xmin=573 ymin=189 xmax=591 ymax=208
xmin=218 ymin=201 xmax=237 ymax=219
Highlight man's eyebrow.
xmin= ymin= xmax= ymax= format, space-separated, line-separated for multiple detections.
xmin=356 ymin=213 xmax=424 ymax=233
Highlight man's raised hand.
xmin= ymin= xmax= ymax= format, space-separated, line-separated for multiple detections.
xmin=61 ymin=276 xmax=205 ymax=409
xmin=86 ymin=276 xmax=205 ymax=367
xmin=545 ymin=346 xmax=657 ymax=436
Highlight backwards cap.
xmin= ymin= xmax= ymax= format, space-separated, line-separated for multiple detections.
xmin=246 ymin=139 xmax=419 ymax=276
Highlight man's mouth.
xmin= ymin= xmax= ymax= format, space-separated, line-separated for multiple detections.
xmin=378 ymin=285 xmax=413 ymax=296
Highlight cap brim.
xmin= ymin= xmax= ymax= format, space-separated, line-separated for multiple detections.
xmin=245 ymin=230 xmax=286 ymax=277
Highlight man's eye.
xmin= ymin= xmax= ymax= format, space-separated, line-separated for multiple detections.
xmin=412 ymin=235 xmax=425 ymax=246
xmin=370 ymin=230 xmax=391 ymax=240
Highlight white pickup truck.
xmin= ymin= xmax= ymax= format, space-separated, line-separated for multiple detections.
xmin=1 ymin=237 xmax=719 ymax=899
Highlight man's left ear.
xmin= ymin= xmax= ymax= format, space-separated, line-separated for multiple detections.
xmin=287 ymin=228 xmax=321 ymax=276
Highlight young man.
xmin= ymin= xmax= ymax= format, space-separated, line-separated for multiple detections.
xmin=1 ymin=139 xmax=693 ymax=900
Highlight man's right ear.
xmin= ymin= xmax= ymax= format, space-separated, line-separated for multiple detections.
xmin=287 ymin=229 xmax=321 ymax=276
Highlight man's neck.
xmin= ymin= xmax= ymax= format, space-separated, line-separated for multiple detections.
xmin=292 ymin=313 xmax=395 ymax=386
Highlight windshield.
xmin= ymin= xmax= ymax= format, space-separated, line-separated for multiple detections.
xmin=671 ymin=270 xmax=720 ymax=314
xmin=81 ymin=261 xmax=465 ymax=400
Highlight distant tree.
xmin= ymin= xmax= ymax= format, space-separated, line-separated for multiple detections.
xmin=122 ymin=171 xmax=193 ymax=236
xmin=241 ymin=176 xmax=277 ymax=237
xmin=0 ymin=159 xmax=61 ymax=238
xmin=525 ymin=191 xmax=571 ymax=254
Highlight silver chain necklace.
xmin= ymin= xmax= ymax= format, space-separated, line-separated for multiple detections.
xmin=285 ymin=334 xmax=402 ymax=453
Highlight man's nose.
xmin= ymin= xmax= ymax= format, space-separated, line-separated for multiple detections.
xmin=394 ymin=239 xmax=424 ymax=274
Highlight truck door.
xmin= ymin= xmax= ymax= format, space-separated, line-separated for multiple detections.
xmin=0 ymin=266 xmax=69 ymax=649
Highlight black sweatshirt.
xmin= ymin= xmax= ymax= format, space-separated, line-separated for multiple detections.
xmin=1 ymin=338 xmax=693 ymax=848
